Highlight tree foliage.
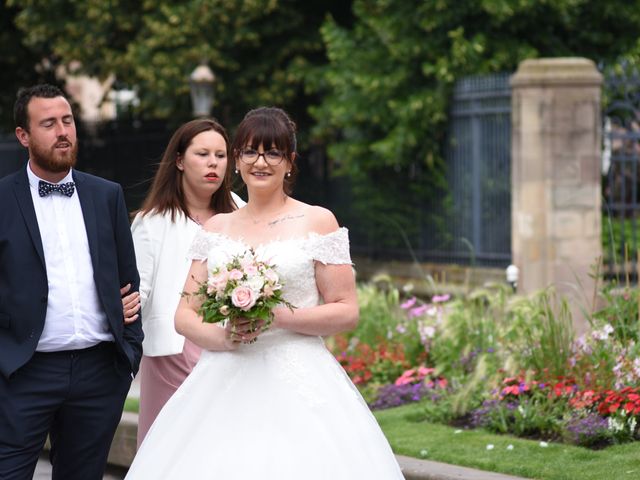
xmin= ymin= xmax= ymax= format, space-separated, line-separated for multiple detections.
xmin=0 ymin=2 xmax=58 ymax=133
xmin=307 ymin=0 xmax=640 ymax=250
xmin=7 ymin=0 xmax=640 ymax=255
xmin=8 ymin=0 xmax=351 ymax=130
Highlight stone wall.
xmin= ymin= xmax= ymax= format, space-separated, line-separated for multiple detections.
xmin=511 ymin=58 xmax=603 ymax=333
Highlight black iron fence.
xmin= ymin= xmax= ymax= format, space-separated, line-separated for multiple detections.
xmin=444 ymin=73 xmax=512 ymax=267
xmin=602 ymin=67 xmax=640 ymax=280
xmin=0 ymin=121 xmax=172 ymax=210
xmin=1 ymin=74 xmax=514 ymax=268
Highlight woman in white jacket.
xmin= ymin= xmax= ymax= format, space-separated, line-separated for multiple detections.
xmin=130 ymin=118 xmax=243 ymax=447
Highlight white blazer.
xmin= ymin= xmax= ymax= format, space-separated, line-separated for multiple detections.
xmin=132 ymin=193 xmax=245 ymax=357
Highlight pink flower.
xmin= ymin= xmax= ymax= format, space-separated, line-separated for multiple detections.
xmin=263 ymin=285 xmax=275 ymax=298
xmin=432 ymin=294 xmax=450 ymax=303
xmin=401 ymin=297 xmax=417 ymax=309
xmin=244 ymin=264 xmax=258 ymax=277
xmin=409 ymin=304 xmax=429 ymax=318
xmin=263 ymin=269 xmax=279 ymax=284
xmin=229 ymin=269 xmax=244 ymax=281
xmin=208 ymin=271 xmax=229 ymax=294
xmin=239 ymin=254 xmax=255 ymax=270
xmin=231 ymin=286 xmax=257 ymax=311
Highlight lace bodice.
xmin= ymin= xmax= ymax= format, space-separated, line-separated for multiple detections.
xmin=186 ymin=227 xmax=351 ymax=309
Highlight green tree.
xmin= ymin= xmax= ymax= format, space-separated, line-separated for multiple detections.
xmin=309 ymin=0 xmax=640 ymax=251
xmin=0 ymin=2 xmax=59 ymax=133
xmin=8 ymin=0 xmax=352 ymax=130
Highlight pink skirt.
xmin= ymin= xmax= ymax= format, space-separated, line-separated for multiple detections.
xmin=136 ymin=339 xmax=202 ymax=448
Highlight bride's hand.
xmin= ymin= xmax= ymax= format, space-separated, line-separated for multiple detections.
xmin=223 ymin=318 xmax=268 ymax=349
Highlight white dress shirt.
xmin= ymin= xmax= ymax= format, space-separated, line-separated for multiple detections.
xmin=27 ymin=162 xmax=113 ymax=351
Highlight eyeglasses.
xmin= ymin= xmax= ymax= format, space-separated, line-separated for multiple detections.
xmin=239 ymin=148 xmax=285 ymax=166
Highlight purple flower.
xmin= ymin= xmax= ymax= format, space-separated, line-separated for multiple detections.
xmin=369 ymin=381 xmax=442 ymax=410
xmin=401 ymin=297 xmax=417 ymax=309
xmin=409 ymin=304 xmax=429 ymax=318
xmin=564 ymin=413 xmax=610 ymax=447
xmin=432 ymin=294 xmax=450 ymax=303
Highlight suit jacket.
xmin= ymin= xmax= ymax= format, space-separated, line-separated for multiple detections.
xmin=0 ymin=168 xmax=143 ymax=379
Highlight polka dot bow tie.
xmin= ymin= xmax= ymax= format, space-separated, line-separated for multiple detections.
xmin=38 ymin=180 xmax=76 ymax=197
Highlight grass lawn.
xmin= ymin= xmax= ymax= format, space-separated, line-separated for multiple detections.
xmin=124 ymin=397 xmax=139 ymax=414
xmin=375 ymin=403 xmax=640 ymax=480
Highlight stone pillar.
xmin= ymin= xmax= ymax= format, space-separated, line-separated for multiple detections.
xmin=510 ymin=58 xmax=602 ymax=334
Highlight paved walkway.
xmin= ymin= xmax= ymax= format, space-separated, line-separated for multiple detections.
xmin=33 ymin=454 xmax=126 ymax=479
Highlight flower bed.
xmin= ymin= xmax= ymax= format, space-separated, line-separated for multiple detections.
xmin=329 ymin=277 xmax=640 ymax=448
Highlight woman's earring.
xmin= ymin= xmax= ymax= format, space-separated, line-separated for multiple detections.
xmin=286 ymin=171 xmax=291 ymax=178
xmin=235 ymin=169 xmax=238 ymax=174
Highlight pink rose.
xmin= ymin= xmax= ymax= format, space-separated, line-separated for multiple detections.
xmin=244 ymin=264 xmax=258 ymax=277
xmin=231 ymin=286 xmax=257 ymax=311
xmin=239 ymin=254 xmax=255 ymax=269
xmin=229 ymin=269 xmax=244 ymax=281
xmin=208 ymin=271 xmax=229 ymax=294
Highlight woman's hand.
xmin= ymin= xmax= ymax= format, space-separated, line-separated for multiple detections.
xmin=121 ymin=283 xmax=141 ymax=324
xmin=223 ymin=317 xmax=268 ymax=349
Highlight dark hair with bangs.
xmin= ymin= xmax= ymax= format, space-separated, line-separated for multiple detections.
xmin=137 ymin=118 xmax=237 ymax=221
xmin=232 ymin=107 xmax=298 ymax=195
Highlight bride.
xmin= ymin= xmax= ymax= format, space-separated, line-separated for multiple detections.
xmin=125 ymin=107 xmax=404 ymax=479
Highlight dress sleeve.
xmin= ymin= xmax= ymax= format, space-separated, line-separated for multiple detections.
xmin=186 ymin=229 xmax=212 ymax=262
xmin=309 ymin=227 xmax=352 ymax=265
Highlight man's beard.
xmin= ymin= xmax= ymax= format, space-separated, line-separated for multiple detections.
xmin=30 ymin=138 xmax=78 ymax=173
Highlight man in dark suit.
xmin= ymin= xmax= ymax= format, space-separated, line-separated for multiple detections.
xmin=0 ymin=84 xmax=143 ymax=479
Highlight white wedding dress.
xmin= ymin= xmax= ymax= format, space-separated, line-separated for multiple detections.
xmin=125 ymin=228 xmax=404 ymax=479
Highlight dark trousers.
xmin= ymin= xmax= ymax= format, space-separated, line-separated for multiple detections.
xmin=0 ymin=342 xmax=132 ymax=480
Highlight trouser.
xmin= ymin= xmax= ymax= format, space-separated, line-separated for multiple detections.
xmin=0 ymin=342 xmax=132 ymax=480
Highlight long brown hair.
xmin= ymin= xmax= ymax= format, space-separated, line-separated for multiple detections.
xmin=231 ymin=107 xmax=298 ymax=195
xmin=138 ymin=118 xmax=236 ymax=220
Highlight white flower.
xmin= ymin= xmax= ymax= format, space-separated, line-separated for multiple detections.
xmin=419 ymin=449 xmax=428 ymax=458
xmin=403 ymin=283 xmax=414 ymax=293
xmin=506 ymin=444 xmax=514 ymax=451
xmin=423 ymin=326 xmax=436 ymax=339
xmin=539 ymin=441 xmax=548 ymax=448
xmin=454 ymin=429 xmax=462 ymax=434
xmin=486 ymin=444 xmax=494 ymax=450
xmin=245 ymin=275 xmax=265 ymax=293
xmin=593 ymin=323 xmax=614 ymax=341
xmin=263 ymin=268 xmax=279 ymax=284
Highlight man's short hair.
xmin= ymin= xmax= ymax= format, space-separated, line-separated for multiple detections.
xmin=14 ymin=84 xmax=67 ymax=132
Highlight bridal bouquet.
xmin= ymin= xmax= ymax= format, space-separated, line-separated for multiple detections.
xmin=190 ymin=249 xmax=293 ymax=329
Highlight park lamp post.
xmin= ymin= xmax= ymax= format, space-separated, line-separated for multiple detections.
xmin=189 ymin=63 xmax=215 ymax=117
xmin=505 ymin=264 xmax=519 ymax=293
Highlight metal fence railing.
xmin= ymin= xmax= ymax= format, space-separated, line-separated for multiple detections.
xmin=602 ymin=68 xmax=640 ymax=280
xmin=445 ymin=73 xmax=512 ymax=267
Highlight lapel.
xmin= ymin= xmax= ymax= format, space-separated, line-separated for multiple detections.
xmin=73 ymin=171 xmax=101 ymax=271
xmin=12 ymin=169 xmax=45 ymax=268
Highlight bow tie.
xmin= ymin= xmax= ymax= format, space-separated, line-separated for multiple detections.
xmin=38 ymin=180 xmax=76 ymax=198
